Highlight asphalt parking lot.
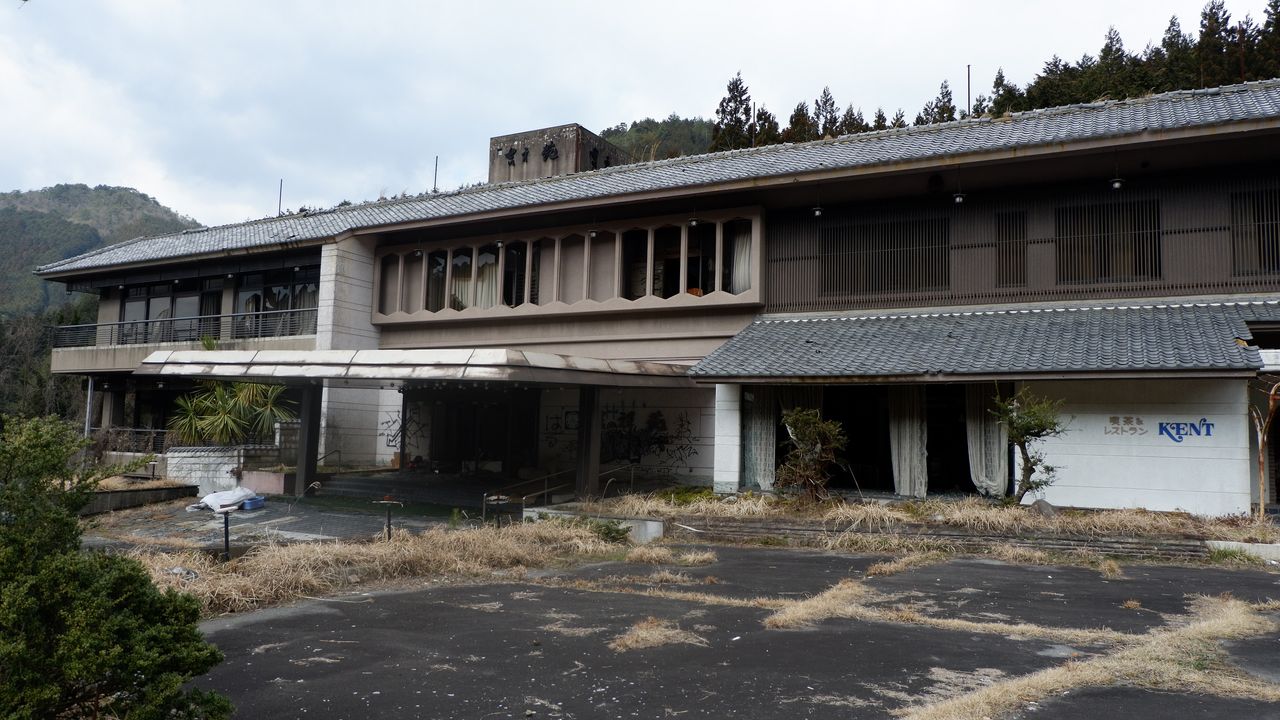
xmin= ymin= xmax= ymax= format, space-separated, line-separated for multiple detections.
xmin=197 ymin=544 xmax=1280 ymax=719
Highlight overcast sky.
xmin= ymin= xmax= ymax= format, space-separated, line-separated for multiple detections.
xmin=1 ymin=0 xmax=1270 ymax=227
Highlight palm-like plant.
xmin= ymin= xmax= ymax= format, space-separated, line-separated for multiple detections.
xmin=167 ymin=381 xmax=296 ymax=446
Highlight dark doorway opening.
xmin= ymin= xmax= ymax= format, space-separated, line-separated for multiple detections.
xmin=419 ymin=387 xmax=539 ymax=476
xmin=925 ymin=385 xmax=976 ymax=494
xmin=822 ymin=386 xmax=894 ymax=493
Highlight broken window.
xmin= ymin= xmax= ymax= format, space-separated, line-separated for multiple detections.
xmin=502 ymin=241 xmax=528 ymax=307
xmin=621 ymin=229 xmax=649 ymax=300
xmin=426 ymin=250 xmax=448 ymax=312
xmin=653 ymin=226 xmax=682 ymax=298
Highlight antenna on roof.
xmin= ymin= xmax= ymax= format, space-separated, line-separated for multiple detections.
xmin=277 ymin=179 xmax=283 ymax=215
xmin=433 ymin=156 xmax=439 ymax=194
xmin=966 ymin=64 xmax=972 ymax=118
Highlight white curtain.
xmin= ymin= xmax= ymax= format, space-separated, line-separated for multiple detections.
xmin=731 ymin=224 xmax=752 ymax=293
xmin=889 ymin=386 xmax=929 ymax=498
xmin=475 ymin=259 xmax=499 ymax=309
xmin=965 ymin=384 xmax=1009 ymax=497
xmin=742 ymin=387 xmax=777 ymax=491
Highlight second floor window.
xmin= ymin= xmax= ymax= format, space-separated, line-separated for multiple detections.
xmin=1054 ymin=200 xmax=1161 ymax=284
xmin=820 ymin=217 xmax=950 ymax=295
xmin=1231 ymin=188 xmax=1280 ymax=276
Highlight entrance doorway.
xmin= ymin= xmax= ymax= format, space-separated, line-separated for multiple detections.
xmin=823 ymin=386 xmax=894 ymax=493
xmin=409 ymin=386 xmax=539 ymax=476
xmin=925 ymin=385 xmax=976 ymax=495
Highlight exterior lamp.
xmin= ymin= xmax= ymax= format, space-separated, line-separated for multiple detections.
xmin=953 ymin=192 xmax=966 ymax=204
xmin=688 ymin=218 xmax=699 ymax=227
xmin=812 ymin=206 xmax=823 ymax=217
xmin=1110 ymin=177 xmax=1125 ymax=191
xmin=588 ymin=230 xmax=598 ymax=238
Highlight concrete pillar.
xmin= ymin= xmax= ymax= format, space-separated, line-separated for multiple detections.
xmin=297 ymin=384 xmax=322 ymax=496
xmin=713 ymin=384 xmax=742 ymax=494
xmin=575 ymin=386 xmax=601 ymax=498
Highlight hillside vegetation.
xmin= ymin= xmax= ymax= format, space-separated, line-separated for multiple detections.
xmin=0 ymin=184 xmax=198 ymax=315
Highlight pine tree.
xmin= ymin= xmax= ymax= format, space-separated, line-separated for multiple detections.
xmin=813 ymin=87 xmax=840 ymax=137
xmin=915 ymin=81 xmax=958 ymax=125
xmin=751 ymin=105 xmax=782 ymax=146
xmin=1229 ymin=15 xmax=1263 ymax=82
xmin=1197 ymin=0 xmax=1234 ymax=87
xmin=838 ymin=104 xmax=869 ymax=135
xmin=781 ymin=102 xmax=818 ymax=143
xmin=988 ymin=68 xmax=1026 ymax=115
xmin=890 ymin=109 xmax=908 ymax=128
xmin=872 ymin=108 xmax=888 ymax=130
xmin=1158 ymin=16 xmax=1197 ymax=90
xmin=1262 ymin=0 xmax=1280 ymax=79
xmin=710 ymin=72 xmax=753 ymax=151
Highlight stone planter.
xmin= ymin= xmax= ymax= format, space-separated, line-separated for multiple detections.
xmin=80 ymin=485 xmax=199 ymax=516
xmin=240 ymin=470 xmax=296 ymax=496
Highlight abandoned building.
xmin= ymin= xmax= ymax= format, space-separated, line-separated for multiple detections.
xmin=36 ymin=82 xmax=1280 ymax=516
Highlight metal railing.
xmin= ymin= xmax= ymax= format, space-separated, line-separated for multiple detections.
xmin=52 ymin=308 xmax=318 ymax=348
xmin=481 ymin=468 xmax=576 ymax=522
xmin=92 ymin=427 xmax=169 ymax=454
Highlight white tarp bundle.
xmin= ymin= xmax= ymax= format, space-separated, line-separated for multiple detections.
xmin=187 ymin=486 xmax=256 ymax=513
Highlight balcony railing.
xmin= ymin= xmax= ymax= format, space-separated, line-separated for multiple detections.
xmin=52 ymin=308 xmax=318 ymax=349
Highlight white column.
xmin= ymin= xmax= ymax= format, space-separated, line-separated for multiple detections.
xmin=713 ymin=383 xmax=742 ymax=494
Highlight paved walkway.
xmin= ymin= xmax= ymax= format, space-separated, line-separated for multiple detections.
xmin=83 ymin=496 xmax=448 ymax=552
xmin=196 ymin=544 xmax=1280 ymax=719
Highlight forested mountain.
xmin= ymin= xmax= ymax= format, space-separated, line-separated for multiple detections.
xmin=600 ymin=115 xmax=715 ymax=161
xmin=0 ymin=184 xmax=198 ymax=316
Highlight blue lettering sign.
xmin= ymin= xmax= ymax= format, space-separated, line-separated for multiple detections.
xmin=1157 ymin=418 xmax=1214 ymax=443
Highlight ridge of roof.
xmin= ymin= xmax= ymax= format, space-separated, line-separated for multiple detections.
xmin=756 ymin=298 xmax=1280 ymax=325
xmin=37 ymin=79 xmax=1280 ymax=276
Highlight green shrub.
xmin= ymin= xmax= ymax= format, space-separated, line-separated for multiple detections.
xmin=775 ymin=408 xmax=847 ymax=501
xmin=0 ymin=415 xmax=231 ymax=718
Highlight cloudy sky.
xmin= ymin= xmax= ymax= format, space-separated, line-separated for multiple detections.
xmin=1 ymin=0 xmax=1270 ymax=226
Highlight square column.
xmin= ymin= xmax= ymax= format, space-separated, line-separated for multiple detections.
xmin=296 ymin=384 xmax=323 ymax=496
xmin=713 ymin=384 xmax=742 ymax=494
xmin=575 ymin=386 xmax=602 ymax=498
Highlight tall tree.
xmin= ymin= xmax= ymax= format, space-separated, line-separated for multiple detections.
xmin=915 ymin=81 xmax=958 ymax=125
xmin=838 ymin=104 xmax=870 ymax=135
xmin=813 ymin=87 xmax=841 ymax=137
xmin=988 ymin=67 xmax=1026 ymax=115
xmin=1262 ymin=0 xmax=1280 ymax=78
xmin=872 ymin=107 xmax=889 ymax=131
xmin=751 ymin=105 xmax=782 ymax=146
xmin=1157 ymin=15 xmax=1198 ymax=90
xmin=709 ymin=72 xmax=754 ymax=152
xmin=889 ymin=109 xmax=908 ymax=128
xmin=781 ymin=102 xmax=818 ymax=143
xmin=1197 ymin=0 xmax=1234 ymax=87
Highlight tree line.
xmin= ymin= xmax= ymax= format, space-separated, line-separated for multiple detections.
xmin=705 ymin=0 xmax=1280 ymax=150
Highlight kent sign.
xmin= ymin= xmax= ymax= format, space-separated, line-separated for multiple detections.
xmin=1157 ymin=418 xmax=1215 ymax=444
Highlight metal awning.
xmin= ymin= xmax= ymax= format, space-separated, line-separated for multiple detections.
xmin=134 ymin=348 xmax=695 ymax=388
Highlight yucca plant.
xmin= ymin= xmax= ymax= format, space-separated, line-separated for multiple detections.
xmin=167 ymin=381 xmax=296 ymax=446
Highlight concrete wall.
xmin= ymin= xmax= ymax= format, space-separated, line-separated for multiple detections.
xmin=166 ymin=446 xmax=280 ymax=495
xmin=52 ymin=335 xmax=315 ymax=374
xmin=1021 ymin=378 xmax=1252 ymax=516
xmin=316 ymin=235 xmax=397 ymax=466
xmin=537 ymin=387 xmax=715 ymax=486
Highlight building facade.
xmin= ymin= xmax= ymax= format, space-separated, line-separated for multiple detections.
xmin=38 ymin=80 xmax=1280 ymax=515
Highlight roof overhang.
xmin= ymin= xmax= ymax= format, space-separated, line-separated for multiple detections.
xmin=693 ymin=369 xmax=1259 ymax=385
xmin=133 ymin=348 xmax=695 ymax=389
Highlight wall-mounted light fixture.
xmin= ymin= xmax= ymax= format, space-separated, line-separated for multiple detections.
xmin=688 ymin=218 xmax=699 ymax=227
xmin=1110 ymin=176 xmax=1125 ymax=191
xmin=812 ymin=206 xmax=823 ymax=217
xmin=953 ymin=192 xmax=966 ymax=204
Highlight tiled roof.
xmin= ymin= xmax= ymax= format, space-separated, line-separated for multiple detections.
xmin=688 ymin=300 xmax=1280 ymax=380
xmin=38 ymin=80 xmax=1280 ymax=276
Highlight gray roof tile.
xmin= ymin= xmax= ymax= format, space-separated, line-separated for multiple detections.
xmin=688 ymin=300 xmax=1280 ymax=379
xmin=38 ymin=80 xmax=1280 ymax=276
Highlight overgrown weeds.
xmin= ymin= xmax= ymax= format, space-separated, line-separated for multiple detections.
xmin=866 ymin=551 xmax=949 ymax=577
xmin=607 ymin=617 xmax=708 ymax=651
xmin=133 ymin=522 xmax=616 ymax=614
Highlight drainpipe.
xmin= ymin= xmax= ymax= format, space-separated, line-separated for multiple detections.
xmin=83 ymin=376 xmax=95 ymax=438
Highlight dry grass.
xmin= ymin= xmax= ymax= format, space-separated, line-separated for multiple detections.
xmin=587 ymin=492 xmax=1280 ymax=543
xmin=763 ymin=578 xmax=1134 ymax=646
xmin=1122 ymin=599 xmax=1142 ymax=610
xmin=648 ymin=569 xmax=694 ymax=585
xmin=821 ymin=502 xmax=913 ymax=530
xmin=822 ymin=530 xmax=955 ymax=554
xmin=607 ymin=617 xmax=708 ymax=652
xmin=537 ymin=576 xmax=784 ymax=610
xmin=133 ymin=523 xmax=615 ymax=614
xmin=96 ymin=475 xmax=189 ymax=491
xmin=900 ymin=595 xmax=1280 ymax=720
xmin=625 ymin=546 xmax=674 ymax=564
xmin=866 ymin=551 xmax=949 ymax=578
xmin=675 ymin=549 xmax=718 ymax=566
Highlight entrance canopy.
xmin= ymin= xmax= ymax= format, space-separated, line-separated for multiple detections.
xmin=134 ymin=348 xmax=695 ymax=388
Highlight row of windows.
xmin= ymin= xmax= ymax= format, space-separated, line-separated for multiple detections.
xmin=377 ymin=219 xmax=754 ymax=315
xmin=815 ymin=190 xmax=1280 ymax=296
